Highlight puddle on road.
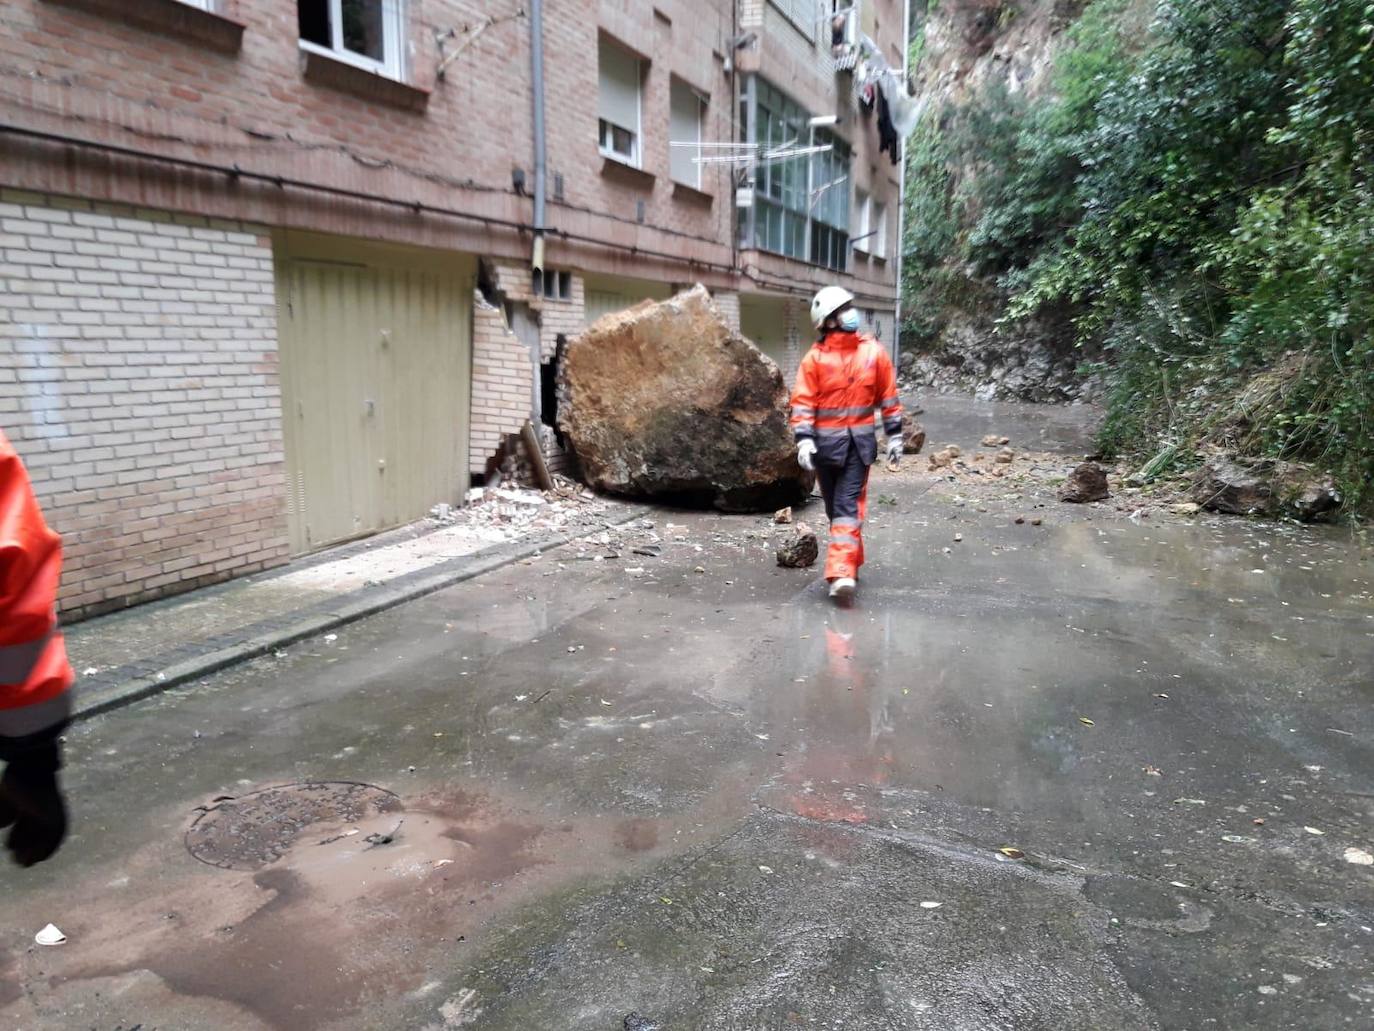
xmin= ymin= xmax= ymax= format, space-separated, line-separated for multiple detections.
xmin=8 ymin=777 xmax=715 ymax=1031
xmin=15 ymin=787 xmax=565 ymax=1030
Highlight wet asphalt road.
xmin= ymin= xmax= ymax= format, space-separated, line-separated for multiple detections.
xmin=3 ymin=398 xmax=1373 ymax=1030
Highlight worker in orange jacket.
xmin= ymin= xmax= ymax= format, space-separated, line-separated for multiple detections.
xmin=790 ymin=287 xmax=903 ymax=602
xmin=0 ymin=429 xmax=73 ymax=866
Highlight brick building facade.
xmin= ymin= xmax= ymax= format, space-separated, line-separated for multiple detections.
xmin=0 ymin=0 xmax=908 ymax=617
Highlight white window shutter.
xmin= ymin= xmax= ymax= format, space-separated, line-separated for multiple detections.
xmin=598 ymin=40 xmax=640 ymax=133
xmin=670 ymin=81 xmax=703 ymax=186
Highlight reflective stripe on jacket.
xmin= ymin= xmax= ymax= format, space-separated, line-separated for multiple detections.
xmin=789 ymin=332 xmax=903 ymax=466
xmin=0 ymin=430 xmax=73 ymax=736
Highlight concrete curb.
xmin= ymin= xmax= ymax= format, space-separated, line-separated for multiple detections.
xmin=74 ymin=507 xmax=645 ymax=722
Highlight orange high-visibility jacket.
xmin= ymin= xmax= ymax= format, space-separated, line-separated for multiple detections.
xmin=0 ymin=430 xmax=73 ymax=738
xmin=789 ymin=331 xmax=903 ymax=465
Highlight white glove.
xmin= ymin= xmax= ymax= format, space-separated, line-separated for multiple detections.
xmin=796 ymin=439 xmax=817 ymax=472
xmin=886 ymin=436 xmax=904 ymax=464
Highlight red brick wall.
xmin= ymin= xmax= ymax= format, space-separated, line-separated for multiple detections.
xmin=0 ymin=0 xmax=903 ymax=299
xmin=0 ymin=0 xmax=743 ymax=286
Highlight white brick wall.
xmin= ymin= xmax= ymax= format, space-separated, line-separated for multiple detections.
xmin=783 ymin=297 xmax=806 ymax=385
xmin=0 ymin=191 xmax=288 ymax=616
xmin=713 ymin=290 xmax=742 ymax=333
xmin=469 ymin=291 xmax=535 ymax=477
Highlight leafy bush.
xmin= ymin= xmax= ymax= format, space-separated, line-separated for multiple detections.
xmin=902 ymin=0 xmax=1374 ymax=507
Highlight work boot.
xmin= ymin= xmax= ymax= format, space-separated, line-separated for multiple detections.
xmin=0 ymin=736 xmax=68 ymax=868
xmin=828 ymin=577 xmax=857 ymax=603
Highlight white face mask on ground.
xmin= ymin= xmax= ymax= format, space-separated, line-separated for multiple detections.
xmin=837 ymin=309 xmax=861 ymax=333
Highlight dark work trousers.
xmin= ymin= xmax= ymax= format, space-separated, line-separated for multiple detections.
xmin=816 ymin=439 xmax=872 ymax=581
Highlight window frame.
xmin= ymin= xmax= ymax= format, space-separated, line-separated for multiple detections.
xmin=298 ymin=0 xmax=406 ymax=82
xmin=853 ymin=188 xmax=871 ymax=253
xmin=741 ymin=76 xmax=852 ymax=272
xmin=178 ymin=0 xmax=215 ymax=9
xmin=597 ymin=38 xmax=644 ymax=169
xmin=769 ymin=0 xmax=818 ymax=42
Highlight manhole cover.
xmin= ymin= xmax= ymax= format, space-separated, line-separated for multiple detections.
xmin=185 ymin=781 xmax=402 ymax=870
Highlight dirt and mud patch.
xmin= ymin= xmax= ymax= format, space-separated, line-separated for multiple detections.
xmin=1 ymin=781 xmax=687 ymax=1031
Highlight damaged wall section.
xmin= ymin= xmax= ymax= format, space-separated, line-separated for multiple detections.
xmin=469 ymin=287 xmax=535 ymax=479
xmin=469 ymin=259 xmax=587 ymax=485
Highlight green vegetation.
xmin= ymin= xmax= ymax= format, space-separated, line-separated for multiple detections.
xmin=903 ymin=0 xmax=1374 ymax=507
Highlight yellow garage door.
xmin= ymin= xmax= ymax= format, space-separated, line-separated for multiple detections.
xmin=740 ymin=294 xmax=794 ymax=380
xmin=582 ymin=274 xmax=672 ymax=326
xmin=276 ymin=233 xmax=473 ymax=554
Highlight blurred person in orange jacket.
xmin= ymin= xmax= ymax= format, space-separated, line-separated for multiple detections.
xmin=0 ymin=429 xmax=73 ymax=867
xmin=790 ymin=287 xmax=903 ymax=603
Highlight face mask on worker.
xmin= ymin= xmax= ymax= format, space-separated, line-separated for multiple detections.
xmin=836 ymin=309 xmax=861 ymax=333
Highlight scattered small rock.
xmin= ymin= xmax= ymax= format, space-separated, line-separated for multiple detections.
xmin=1060 ymin=461 xmax=1110 ymax=504
xmin=1171 ymin=502 xmax=1202 ymax=516
xmin=776 ymin=524 xmax=819 ymax=569
xmin=774 ymin=507 xmax=793 ymax=524
xmin=903 ymin=417 xmax=927 ymax=455
xmin=995 ymin=447 xmax=1015 ymax=464
xmin=981 ymin=434 xmax=1011 ymax=447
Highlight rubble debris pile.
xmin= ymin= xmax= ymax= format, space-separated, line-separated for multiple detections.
xmin=559 ymin=285 xmax=811 ymax=513
xmin=437 ymin=477 xmax=609 ymax=541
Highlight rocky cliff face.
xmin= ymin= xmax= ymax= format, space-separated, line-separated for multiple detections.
xmin=902 ymin=0 xmax=1099 ymax=403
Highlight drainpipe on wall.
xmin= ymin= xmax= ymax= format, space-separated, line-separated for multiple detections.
xmin=529 ymin=0 xmax=548 ymax=426
xmin=530 ymin=0 xmax=547 ymax=274
xmin=894 ymin=0 xmax=912 ymax=369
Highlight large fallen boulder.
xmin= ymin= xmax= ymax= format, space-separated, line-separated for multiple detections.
xmin=559 ymin=285 xmax=810 ymax=512
xmin=1192 ymin=457 xmax=1341 ymax=522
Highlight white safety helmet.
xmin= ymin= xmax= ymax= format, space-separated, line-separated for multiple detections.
xmin=810 ymin=286 xmax=856 ymax=329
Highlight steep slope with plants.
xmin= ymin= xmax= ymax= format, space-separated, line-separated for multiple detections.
xmin=902 ymin=0 xmax=1372 ymax=509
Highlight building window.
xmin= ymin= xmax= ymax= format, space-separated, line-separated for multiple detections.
xmin=770 ymin=0 xmax=817 ymax=40
xmin=598 ymin=38 xmax=642 ymax=167
xmin=854 ymin=188 xmax=871 ymax=253
xmin=751 ymin=81 xmax=810 ymax=260
xmin=669 ymin=79 xmax=707 ymax=189
xmin=532 ymin=269 xmax=572 ymax=301
xmin=298 ymin=0 xmax=405 ymax=79
xmin=742 ymin=78 xmax=851 ymax=272
xmin=872 ymin=201 xmax=888 ymax=259
xmin=179 ymin=0 xmax=216 ymax=9
xmin=810 ymin=129 xmax=851 ymax=272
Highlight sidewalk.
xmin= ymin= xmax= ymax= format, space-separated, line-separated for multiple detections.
xmin=65 ymin=486 xmax=641 ymax=720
